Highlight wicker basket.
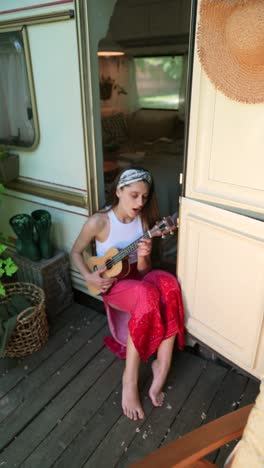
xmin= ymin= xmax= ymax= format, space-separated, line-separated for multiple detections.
xmin=2 ymin=282 xmax=49 ymax=358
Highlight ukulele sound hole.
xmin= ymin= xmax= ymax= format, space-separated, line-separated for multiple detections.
xmin=105 ymin=259 xmax=113 ymax=270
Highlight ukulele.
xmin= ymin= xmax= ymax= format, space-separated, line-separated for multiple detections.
xmin=86 ymin=216 xmax=176 ymax=295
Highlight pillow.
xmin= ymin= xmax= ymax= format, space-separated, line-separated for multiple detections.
xmin=101 ymin=112 xmax=128 ymax=143
xmin=128 ymin=109 xmax=178 ymax=142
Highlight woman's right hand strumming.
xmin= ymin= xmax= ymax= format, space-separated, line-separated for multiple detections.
xmin=84 ymin=267 xmax=116 ymax=294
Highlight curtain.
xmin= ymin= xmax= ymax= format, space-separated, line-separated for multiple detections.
xmin=0 ymin=35 xmax=34 ymax=146
xmin=99 ymin=56 xmax=139 ymax=114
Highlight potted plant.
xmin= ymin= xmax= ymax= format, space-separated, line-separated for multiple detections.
xmin=0 ymin=184 xmax=18 ymax=295
xmin=0 ymin=184 xmax=48 ymax=358
xmin=99 ymin=75 xmax=127 ymax=101
xmin=0 ymin=237 xmax=18 ymax=296
xmin=0 ymin=148 xmax=19 ymax=183
xmin=100 ymin=75 xmax=115 ymax=101
xmin=0 ymin=241 xmax=48 ymax=358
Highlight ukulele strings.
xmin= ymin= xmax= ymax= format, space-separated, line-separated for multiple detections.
xmin=104 ymin=232 xmax=150 ymax=270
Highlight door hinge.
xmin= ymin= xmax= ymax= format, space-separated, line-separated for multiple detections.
xmin=179 ymin=173 xmax=183 ymax=184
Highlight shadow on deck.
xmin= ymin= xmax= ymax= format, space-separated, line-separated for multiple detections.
xmin=0 ymin=302 xmax=259 ymax=468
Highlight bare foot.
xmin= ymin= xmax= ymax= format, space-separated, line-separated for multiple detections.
xmin=149 ymin=360 xmax=167 ymax=407
xmin=122 ymin=374 xmax=145 ymax=421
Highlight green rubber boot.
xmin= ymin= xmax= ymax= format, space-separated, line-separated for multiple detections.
xmin=31 ymin=210 xmax=54 ymax=259
xmin=9 ymin=213 xmax=41 ymax=261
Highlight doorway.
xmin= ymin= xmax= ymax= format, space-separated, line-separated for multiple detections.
xmin=97 ymin=0 xmax=192 ymax=274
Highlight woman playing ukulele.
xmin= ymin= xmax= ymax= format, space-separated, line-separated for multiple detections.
xmin=71 ymin=168 xmax=184 ymax=421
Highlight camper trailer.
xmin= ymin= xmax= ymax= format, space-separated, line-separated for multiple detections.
xmin=0 ymin=0 xmax=263 ymax=379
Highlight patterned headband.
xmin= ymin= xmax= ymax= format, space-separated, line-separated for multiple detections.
xmin=117 ymin=169 xmax=152 ymax=189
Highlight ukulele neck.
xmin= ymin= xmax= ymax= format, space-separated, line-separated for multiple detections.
xmin=112 ymin=231 xmax=151 ymax=265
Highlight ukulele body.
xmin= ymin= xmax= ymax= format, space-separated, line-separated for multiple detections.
xmin=87 ymin=247 xmax=130 ymax=295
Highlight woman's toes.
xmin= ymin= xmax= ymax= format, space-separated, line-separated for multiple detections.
xmin=122 ymin=380 xmax=144 ymax=421
xmin=156 ymin=392 xmax=165 ymax=406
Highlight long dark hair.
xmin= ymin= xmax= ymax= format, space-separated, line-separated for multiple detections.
xmin=105 ymin=167 xmax=160 ymax=229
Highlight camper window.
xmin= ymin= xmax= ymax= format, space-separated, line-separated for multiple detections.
xmin=134 ymin=56 xmax=183 ymax=110
xmin=0 ymin=29 xmax=38 ymax=149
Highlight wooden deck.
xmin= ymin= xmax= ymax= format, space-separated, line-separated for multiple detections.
xmin=0 ymin=302 xmax=259 ymax=468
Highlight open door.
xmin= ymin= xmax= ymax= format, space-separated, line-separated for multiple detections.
xmin=178 ymin=0 xmax=264 ymax=378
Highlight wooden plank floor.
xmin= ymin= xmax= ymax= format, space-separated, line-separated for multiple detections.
xmin=0 ymin=303 xmax=259 ymax=468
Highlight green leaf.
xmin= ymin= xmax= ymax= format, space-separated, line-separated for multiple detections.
xmin=0 ymin=281 xmax=6 ymax=296
xmin=4 ymin=257 xmax=18 ymax=276
xmin=0 ymin=243 xmax=7 ymax=255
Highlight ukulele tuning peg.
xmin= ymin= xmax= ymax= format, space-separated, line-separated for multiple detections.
xmin=162 ymin=234 xmax=166 ymax=239
xmin=170 ymin=231 xmax=174 ymax=236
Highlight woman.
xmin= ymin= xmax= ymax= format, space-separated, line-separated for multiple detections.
xmin=71 ymin=168 xmax=184 ymax=421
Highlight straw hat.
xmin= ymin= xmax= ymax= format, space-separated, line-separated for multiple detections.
xmin=197 ymin=0 xmax=264 ymax=104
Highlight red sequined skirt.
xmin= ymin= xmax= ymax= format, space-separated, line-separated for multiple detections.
xmin=103 ymin=266 xmax=185 ymax=362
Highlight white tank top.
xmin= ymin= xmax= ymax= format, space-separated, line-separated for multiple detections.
xmin=95 ymin=209 xmax=144 ymax=264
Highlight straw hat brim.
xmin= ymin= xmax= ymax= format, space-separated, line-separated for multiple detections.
xmin=197 ymin=0 xmax=264 ymax=104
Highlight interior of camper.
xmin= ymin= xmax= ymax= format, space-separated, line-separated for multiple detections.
xmin=97 ymin=0 xmax=192 ymax=273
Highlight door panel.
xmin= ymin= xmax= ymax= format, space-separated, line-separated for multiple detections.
xmin=186 ymin=6 xmax=264 ymax=219
xmin=179 ymin=0 xmax=264 ymax=377
xmin=178 ymin=198 xmax=264 ymax=374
